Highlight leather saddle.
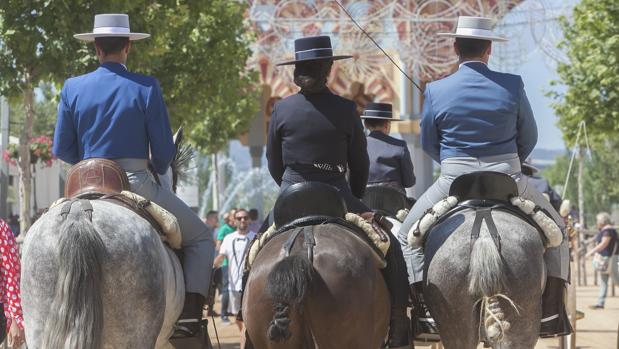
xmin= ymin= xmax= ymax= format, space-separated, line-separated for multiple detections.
xmin=362 ymin=185 xmax=412 ymax=216
xmin=271 ymin=182 xmax=387 ymax=260
xmin=449 ymin=171 xmax=518 ymax=204
xmin=63 ymin=158 xmax=169 ymax=241
xmin=430 ymin=171 xmax=544 ymax=250
xmin=273 ymin=182 xmax=347 ymax=229
xmin=65 ymin=158 xmax=130 ymax=198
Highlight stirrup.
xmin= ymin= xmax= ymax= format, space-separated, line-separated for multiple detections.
xmin=171 ymin=318 xmax=204 ymax=339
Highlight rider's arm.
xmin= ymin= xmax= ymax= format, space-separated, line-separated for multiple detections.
xmin=266 ymin=103 xmax=284 ymax=186
xmin=53 ymin=87 xmax=79 ymax=165
xmin=146 ymin=79 xmax=175 ymax=175
xmin=400 ymin=145 xmax=416 ymax=188
xmin=347 ymin=104 xmax=369 ymax=199
xmin=420 ymin=86 xmax=440 ymax=163
xmin=516 ymin=79 xmax=538 ymax=161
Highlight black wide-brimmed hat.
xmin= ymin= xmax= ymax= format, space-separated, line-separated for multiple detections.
xmin=521 ymin=161 xmax=540 ymax=175
xmin=360 ymin=103 xmax=403 ymax=122
xmin=277 ymin=35 xmax=353 ymax=66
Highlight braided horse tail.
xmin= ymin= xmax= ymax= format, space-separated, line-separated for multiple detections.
xmin=469 ymin=225 xmax=518 ymax=346
xmin=264 ymin=251 xmax=314 ymax=342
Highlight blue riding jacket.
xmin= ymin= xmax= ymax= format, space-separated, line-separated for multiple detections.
xmin=421 ymin=62 xmax=537 ymax=163
xmin=53 ymin=62 xmax=175 ymax=174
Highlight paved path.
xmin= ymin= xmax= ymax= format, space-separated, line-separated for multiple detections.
xmin=207 ymin=281 xmax=618 ymax=349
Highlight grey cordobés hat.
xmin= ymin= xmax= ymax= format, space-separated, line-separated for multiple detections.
xmin=438 ymin=16 xmax=507 ymax=42
xmin=74 ymin=14 xmax=150 ymax=41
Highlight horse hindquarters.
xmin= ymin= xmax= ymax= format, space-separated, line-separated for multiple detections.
xmin=424 ymin=211 xmax=544 ymax=349
xmin=22 ymin=202 xmax=175 ymax=349
xmin=243 ymin=225 xmax=389 ymax=349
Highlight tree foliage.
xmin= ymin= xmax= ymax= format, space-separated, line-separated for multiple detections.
xmin=8 ymin=84 xmax=57 ymax=138
xmin=543 ymin=141 xmax=619 ymax=226
xmin=1 ymin=0 xmax=258 ymax=153
xmin=549 ymin=0 xmax=619 ymax=145
xmin=0 ymin=1 xmax=257 ymax=229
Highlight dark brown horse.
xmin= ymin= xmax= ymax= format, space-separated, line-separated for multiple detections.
xmin=242 ymin=222 xmax=389 ymax=349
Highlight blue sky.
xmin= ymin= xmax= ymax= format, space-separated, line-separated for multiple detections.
xmin=492 ymin=0 xmax=579 ymax=150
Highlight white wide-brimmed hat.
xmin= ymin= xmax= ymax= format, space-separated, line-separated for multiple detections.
xmin=438 ymin=16 xmax=507 ymax=42
xmin=74 ymin=14 xmax=150 ymax=41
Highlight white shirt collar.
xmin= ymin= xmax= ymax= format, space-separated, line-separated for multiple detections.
xmin=459 ymin=60 xmax=487 ymax=69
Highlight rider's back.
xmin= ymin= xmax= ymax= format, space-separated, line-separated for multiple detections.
xmin=270 ymin=91 xmax=359 ymax=165
xmin=267 ymin=90 xmax=369 ymax=198
xmin=422 ymin=62 xmax=536 ymax=162
xmin=53 ymin=62 xmax=175 ymax=174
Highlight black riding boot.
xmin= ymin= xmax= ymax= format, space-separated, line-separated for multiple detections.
xmin=540 ymin=277 xmax=573 ymax=338
xmin=380 ymin=229 xmax=412 ymax=348
xmin=410 ymin=283 xmax=439 ymax=342
xmin=172 ymin=292 xmax=206 ymax=339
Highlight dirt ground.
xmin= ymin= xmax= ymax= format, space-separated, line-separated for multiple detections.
xmin=206 ymin=279 xmax=618 ymax=349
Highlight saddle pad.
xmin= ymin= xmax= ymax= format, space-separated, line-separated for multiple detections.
xmin=246 ymin=214 xmax=390 ymax=270
xmin=48 ymin=193 xmax=182 ymax=249
xmin=344 ymin=213 xmax=390 ymax=257
xmin=120 ymin=191 xmax=182 ymax=249
xmin=246 ymin=223 xmax=278 ymax=268
xmin=407 ymin=196 xmax=563 ymax=249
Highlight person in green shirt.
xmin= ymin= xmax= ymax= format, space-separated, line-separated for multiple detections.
xmin=215 ymin=209 xmax=237 ymax=324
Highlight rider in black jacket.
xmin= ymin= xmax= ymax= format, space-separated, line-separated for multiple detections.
xmin=266 ymin=35 xmax=412 ymax=348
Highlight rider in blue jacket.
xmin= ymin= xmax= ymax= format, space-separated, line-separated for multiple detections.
xmin=53 ymin=14 xmax=214 ymax=341
xmin=398 ymin=16 xmax=571 ymax=339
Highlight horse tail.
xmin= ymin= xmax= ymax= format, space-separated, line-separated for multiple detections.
xmin=469 ymin=226 xmax=514 ymax=345
xmin=265 ymin=252 xmax=314 ymax=342
xmin=42 ymin=211 xmax=106 ymax=349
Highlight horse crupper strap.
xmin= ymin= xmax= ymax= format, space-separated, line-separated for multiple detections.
xmin=470 ymin=207 xmax=501 ymax=253
xmin=282 ymin=226 xmax=316 ymax=264
xmin=60 ymin=199 xmax=94 ymax=221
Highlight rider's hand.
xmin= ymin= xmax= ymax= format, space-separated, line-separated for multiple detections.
xmin=7 ymin=319 xmax=25 ymax=348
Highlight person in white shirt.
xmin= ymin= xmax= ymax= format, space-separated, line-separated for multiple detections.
xmin=214 ymin=208 xmax=256 ymax=331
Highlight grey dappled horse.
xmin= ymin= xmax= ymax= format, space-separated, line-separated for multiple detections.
xmin=21 ymin=129 xmax=190 ymax=348
xmin=418 ymin=210 xmax=545 ymax=349
xmin=22 ymin=201 xmax=184 ymax=348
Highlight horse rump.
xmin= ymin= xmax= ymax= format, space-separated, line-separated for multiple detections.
xmin=265 ymin=253 xmax=314 ymax=342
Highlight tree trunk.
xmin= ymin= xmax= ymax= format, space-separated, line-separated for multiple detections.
xmin=577 ymin=146 xmax=585 ymax=228
xmin=31 ymin=164 xmax=38 ymax=213
xmin=212 ymin=153 xmax=219 ymax=210
xmin=18 ymin=86 xmax=34 ymax=233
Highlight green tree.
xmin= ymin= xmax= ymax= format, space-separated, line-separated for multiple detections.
xmin=9 ymin=84 xmax=57 ymax=138
xmin=547 ymin=0 xmax=619 ymax=226
xmin=543 ymin=141 xmax=619 ymax=226
xmin=0 ymin=1 xmax=257 ymax=231
xmin=549 ymin=0 xmax=619 ymax=145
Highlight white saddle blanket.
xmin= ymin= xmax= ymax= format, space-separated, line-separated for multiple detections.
xmin=407 ymin=196 xmax=563 ymax=248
